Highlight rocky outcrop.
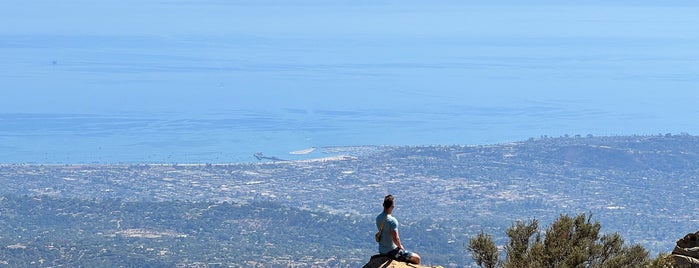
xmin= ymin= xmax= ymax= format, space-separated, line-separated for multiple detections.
xmin=671 ymin=231 xmax=699 ymax=267
xmin=362 ymin=255 xmax=442 ymax=268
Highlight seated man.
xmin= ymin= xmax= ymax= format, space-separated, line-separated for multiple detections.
xmin=375 ymin=195 xmax=421 ymax=265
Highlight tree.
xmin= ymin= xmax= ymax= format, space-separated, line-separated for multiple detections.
xmin=504 ymin=219 xmax=538 ymax=268
xmin=468 ymin=213 xmax=656 ymax=268
xmin=647 ymin=253 xmax=674 ymax=268
xmin=467 ymin=231 xmax=500 ymax=268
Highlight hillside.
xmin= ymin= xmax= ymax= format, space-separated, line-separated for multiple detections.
xmin=1 ymin=134 xmax=698 ymax=267
xmin=0 ymin=196 xmax=375 ymax=267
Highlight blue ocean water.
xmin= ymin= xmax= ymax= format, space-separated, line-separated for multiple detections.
xmin=0 ymin=1 xmax=698 ymax=163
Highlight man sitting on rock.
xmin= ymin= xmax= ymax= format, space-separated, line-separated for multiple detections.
xmin=376 ymin=195 xmax=421 ymax=265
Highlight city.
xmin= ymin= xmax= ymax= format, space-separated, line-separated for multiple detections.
xmin=1 ymin=134 xmax=698 ymax=267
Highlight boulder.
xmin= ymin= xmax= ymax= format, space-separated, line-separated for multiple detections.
xmin=362 ymin=255 xmax=442 ymax=268
xmin=671 ymin=231 xmax=699 ymax=267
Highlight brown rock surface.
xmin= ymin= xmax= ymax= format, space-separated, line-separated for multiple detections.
xmin=672 ymin=231 xmax=699 ymax=267
xmin=361 ymin=255 xmax=442 ymax=268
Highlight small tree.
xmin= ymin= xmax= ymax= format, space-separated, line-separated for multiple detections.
xmin=539 ymin=213 xmax=602 ymax=267
xmin=468 ymin=213 xmax=654 ymax=268
xmin=504 ymin=219 xmax=538 ymax=268
xmin=468 ymin=231 xmax=500 ymax=268
xmin=648 ymin=253 xmax=674 ymax=268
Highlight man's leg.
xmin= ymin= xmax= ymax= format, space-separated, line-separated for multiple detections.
xmin=396 ymin=249 xmax=420 ymax=265
xmin=408 ymin=252 xmax=421 ymax=265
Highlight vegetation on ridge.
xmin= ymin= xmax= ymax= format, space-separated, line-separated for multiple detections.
xmin=468 ymin=213 xmax=674 ymax=268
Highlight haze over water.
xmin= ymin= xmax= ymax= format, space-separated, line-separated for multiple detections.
xmin=1 ymin=1 xmax=698 ymax=163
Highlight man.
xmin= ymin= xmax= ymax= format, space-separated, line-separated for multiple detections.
xmin=375 ymin=195 xmax=421 ymax=265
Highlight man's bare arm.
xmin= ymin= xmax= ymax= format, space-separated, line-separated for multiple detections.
xmin=391 ymin=230 xmax=403 ymax=249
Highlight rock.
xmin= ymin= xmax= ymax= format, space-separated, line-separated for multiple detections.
xmin=671 ymin=231 xmax=699 ymax=267
xmin=361 ymin=255 xmax=443 ymax=268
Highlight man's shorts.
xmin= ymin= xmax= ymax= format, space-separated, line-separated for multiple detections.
xmin=384 ymin=248 xmax=414 ymax=262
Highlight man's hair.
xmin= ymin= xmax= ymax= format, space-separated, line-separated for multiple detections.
xmin=383 ymin=195 xmax=394 ymax=210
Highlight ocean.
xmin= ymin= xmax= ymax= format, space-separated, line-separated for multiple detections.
xmin=1 ymin=0 xmax=697 ymax=163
